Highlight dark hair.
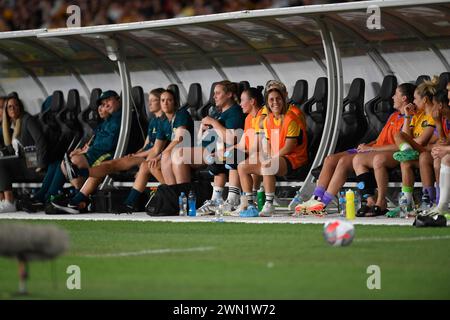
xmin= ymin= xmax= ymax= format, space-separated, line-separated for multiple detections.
xmin=161 ymin=89 xmax=179 ymax=111
xmin=398 ymin=83 xmax=416 ymax=104
xmin=149 ymin=87 xmax=165 ymax=98
xmin=433 ymin=90 xmax=449 ymax=107
xmin=5 ymin=94 xmax=25 ymax=115
xmin=242 ymin=87 xmax=264 ymax=108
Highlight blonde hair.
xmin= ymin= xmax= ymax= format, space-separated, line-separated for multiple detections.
xmin=416 ymin=75 xmax=439 ymax=103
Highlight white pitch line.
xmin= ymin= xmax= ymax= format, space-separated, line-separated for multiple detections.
xmin=356 ymin=235 xmax=450 ymax=243
xmin=81 ymin=246 xmax=215 ymax=258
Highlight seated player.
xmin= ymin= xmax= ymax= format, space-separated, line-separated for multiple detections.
xmin=295 ymin=83 xmax=415 ymax=215
xmin=238 ymin=83 xmax=308 ymax=217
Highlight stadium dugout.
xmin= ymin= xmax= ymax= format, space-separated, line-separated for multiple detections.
xmin=0 ymin=0 xmax=449 ymax=205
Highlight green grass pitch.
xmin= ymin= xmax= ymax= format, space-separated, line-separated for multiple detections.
xmin=1 ymin=219 xmax=449 ymax=299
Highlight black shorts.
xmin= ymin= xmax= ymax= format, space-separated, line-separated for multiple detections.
xmin=206 ymin=148 xmax=245 ymax=176
xmin=281 ymin=156 xmax=294 ymax=177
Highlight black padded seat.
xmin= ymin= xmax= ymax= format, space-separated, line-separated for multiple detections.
xmin=438 ymin=72 xmax=450 ymax=91
xmin=78 ymin=88 xmax=102 ymax=142
xmin=311 ymin=75 xmax=397 ymax=181
xmin=290 ymin=79 xmax=308 ymax=107
xmin=238 ymin=81 xmax=250 ymax=99
xmin=54 ymin=89 xmax=83 ymax=157
xmin=167 ymin=83 xmax=180 ymax=107
xmin=197 ymin=82 xmax=218 ymax=120
xmin=358 ymin=75 xmax=397 ymax=144
xmin=126 ymin=86 xmax=148 ymax=154
xmin=334 ymin=78 xmax=367 ymax=153
xmin=415 ymin=75 xmax=430 ymax=86
xmin=39 ymin=90 xmax=64 ymax=160
xmin=181 ymin=83 xmax=203 ymax=120
xmin=300 ymin=77 xmax=328 ymax=162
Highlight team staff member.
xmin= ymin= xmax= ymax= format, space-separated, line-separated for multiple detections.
xmin=62 ymin=90 xmax=122 ymax=188
xmin=0 ymin=94 xmax=48 ymax=213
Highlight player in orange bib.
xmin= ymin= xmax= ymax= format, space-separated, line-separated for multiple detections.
xmin=237 ymin=83 xmax=308 ymax=217
xmin=415 ymin=88 xmax=450 ymax=213
xmin=424 ymin=82 xmax=450 ymax=218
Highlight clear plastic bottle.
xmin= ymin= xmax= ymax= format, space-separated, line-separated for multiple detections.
xmin=354 ymin=190 xmax=361 ymax=211
xmin=398 ymin=192 xmax=408 ymax=218
xmin=214 ymin=198 xmax=225 ymax=222
xmin=179 ymin=192 xmax=187 ymax=216
xmin=188 ymin=191 xmax=196 ymax=217
xmin=338 ymin=191 xmax=346 ymax=217
xmin=288 ymin=190 xmax=303 ymax=211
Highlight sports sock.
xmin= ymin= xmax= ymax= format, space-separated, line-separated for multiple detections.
xmin=423 ymin=186 xmax=436 ymax=204
xmin=401 ymin=185 xmax=414 ymax=207
xmin=124 ymin=188 xmax=142 ymax=207
xmin=321 ymin=191 xmax=334 ymax=206
xmin=245 ymin=192 xmax=255 ymax=206
xmin=265 ymin=192 xmax=275 ymax=204
xmin=437 ymin=164 xmax=450 ymax=212
xmin=227 ymin=186 xmax=241 ymax=204
xmin=211 ymin=186 xmax=224 ymax=202
xmin=435 ymin=182 xmax=440 ymax=204
xmin=313 ymin=186 xmax=326 ymax=200
xmin=69 ymin=192 xmax=89 ymax=206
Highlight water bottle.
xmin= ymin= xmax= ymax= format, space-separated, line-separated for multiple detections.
xmin=213 ymin=198 xmax=225 ymax=222
xmin=257 ymin=187 xmax=265 ymax=212
xmin=345 ymin=189 xmax=355 ymax=220
xmin=420 ymin=190 xmax=431 ymax=212
xmin=288 ymin=190 xmax=302 ymax=211
xmin=338 ymin=191 xmax=346 ymax=217
xmin=398 ymin=192 xmax=408 ymax=218
xmin=179 ymin=192 xmax=187 ymax=216
xmin=188 ymin=191 xmax=196 ymax=217
xmin=354 ymin=190 xmax=361 ymax=211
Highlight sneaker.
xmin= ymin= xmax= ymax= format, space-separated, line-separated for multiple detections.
xmin=52 ymin=199 xmax=88 ymax=214
xmin=221 ymin=199 xmax=239 ymax=215
xmin=197 ymin=200 xmax=218 ymax=216
xmin=114 ymin=203 xmax=135 ymax=215
xmin=288 ymin=194 xmax=302 ymax=211
xmin=64 ymin=153 xmax=78 ymax=180
xmin=231 ymin=196 xmax=249 ymax=217
xmin=259 ymin=202 xmax=275 ymax=217
xmin=51 ymin=197 xmax=87 ymax=214
xmin=413 ymin=214 xmax=447 ymax=227
xmin=0 ymin=200 xmax=17 ymax=213
xmin=393 ymin=149 xmax=419 ymax=162
xmin=273 ymin=195 xmax=280 ymax=207
xmin=239 ymin=205 xmax=259 ymax=217
xmin=20 ymin=197 xmax=45 ymax=213
xmin=295 ymin=198 xmax=325 ymax=215
xmin=420 ymin=205 xmax=449 ymax=218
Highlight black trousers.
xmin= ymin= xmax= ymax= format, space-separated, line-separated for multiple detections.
xmin=0 ymin=156 xmax=40 ymax=191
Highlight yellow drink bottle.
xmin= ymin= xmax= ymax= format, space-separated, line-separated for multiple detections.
xmin=345 ymin=189 xmax=356 ymax=220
